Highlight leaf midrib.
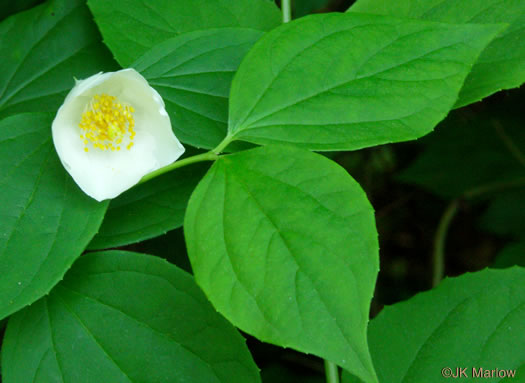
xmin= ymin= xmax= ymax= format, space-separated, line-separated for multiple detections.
xmin=0 ymin=2 xmax=82 ymax=106
xmin=57 ymin=284 xmax=224 ymax=383
xmin=223 ymin=164 xmax=372 ymax=377
xmin=241 ymin=40 xmax=465 ymax=131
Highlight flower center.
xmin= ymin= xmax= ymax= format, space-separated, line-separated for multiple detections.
xmin=79 ymin=94 xmax=135 ymax=152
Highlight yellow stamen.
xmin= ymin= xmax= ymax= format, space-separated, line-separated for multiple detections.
xmin=79 ymin=93 xmax=135 ymax=152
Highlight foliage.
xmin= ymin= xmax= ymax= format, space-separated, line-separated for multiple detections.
xmin=185 ymin=145 xmax=379 ymax=382
xmin=348 ymin=0 xmax=525 ymax=108
xmin=342 ymin=268 xmax=525 ymax=383
xmin=2 ymin=251 xmax=260 ymax=383
xmin=1 ymin=0 xmax=524 ymax=382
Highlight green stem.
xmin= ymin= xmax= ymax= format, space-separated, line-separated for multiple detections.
xmin=139 ymin=135 xmax=235 ymax=184
xmin=431 ymin=176 xmax=525 ymax=286
xmin=463 ymin=177 xmax=525 ymax=199
xmin=324 ymin=360 xmax=340 ymax=383
xmin=139 ymin=151 xmax=218 ymax=184
xmin=432 ymin=199 xmax=459 ymax=287
xmin=282 ymin=0 xmax=292 ymax=23
xmin=212 ymin=134 xmax=234 ymax=155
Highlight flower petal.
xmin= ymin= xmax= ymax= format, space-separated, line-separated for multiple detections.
xmin=52 ymin=69 xmax=184 ymax=201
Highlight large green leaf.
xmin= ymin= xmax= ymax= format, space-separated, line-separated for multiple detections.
xmin=398 ymin=112 xmax=525 ymax=199
xmin=228 ymin=13 xmax=502 ymax=151
xmin=349 ymin=0 xmax=525 ymax=108
xmin=88 ymin=163 xmax=208 ymax=250
xmin=185 ymin=145 xmax=380 ymax=383
xmin=342 ymin=268 xmax=525 ymax=383
xmin=88 ymin=0 xmax=281 ymax=67
xmin=2 ymin=251 xmax=260 ymax=383
xmin=133 ymin=28 xmax=264 ymax=149
xmin=0 ymin=0 xmax=117 ymax=120
xmin=0 ymin=114 xmax=107 ymax=320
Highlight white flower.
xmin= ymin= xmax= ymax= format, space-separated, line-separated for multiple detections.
xmin=52 ymin=68 xmax=184 ymax=202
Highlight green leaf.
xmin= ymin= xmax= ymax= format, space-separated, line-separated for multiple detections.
xmin=88 ymin=0 xmax=281 ymax=67
xmin=342 ymin=268 xmax=525 ymax=383
xmin=0 ymin=0 xmax=42 ymax=21
xmin=184 ymin=145 xmax=380 ymax=383
xmin=480 ymin=190 xmax=525 ymax=239
xmin=398 ymin=113 xmax=525 ymax=199
xmin=503 ymin=364 xmax=525 ymax=382
xmin=349 ymin=0 xmax=525 ymax=108
xmin=2 ymin=251 xmax=261 ymax=383
xmin=88 ymin=163 xmax=208 ymax=250
xmin=0 ymin=0 xmax=117 ymax=120
xmin=228 ymin=13 xmax=503 ymax=151
xmin=492 ymin=242 xmax=525 ymax=269
xmin=0 ymin=113 xmax=107 ymax=320
xmin=133 ymin=28 xmax=264 ymax=149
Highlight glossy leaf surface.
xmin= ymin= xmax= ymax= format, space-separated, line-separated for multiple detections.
xmin=0 ymin=0 xmax=116 ymax=119
xmin=88 ymin=0 xmax=281 ymax=67
xmin=349 ymin=0 xmax=525 ymax=107
xmin=0 ymin=114 xmax=107 ymax=319
xmin=229 ymin=13 xmax=502 ymax=150
xmin=343 ymin=268 xmax=525 ymax=383
xmin=185 ymin=145 xmax=380 ymax=382
xmin=2 ymin=251 xmax=261 ymax=383
xmin=133 ymin=28 xmax=263 ymax=149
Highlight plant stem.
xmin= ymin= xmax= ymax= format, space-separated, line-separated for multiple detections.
xmin=282 ymin=0 xmax=292 ymax=23
xmin=324 ymin=360 xmax=340 ymax=383
xmin=139 ymin=151 xmax=218 ymax=184
xmin=139 ymin=135 xmax=235 ymax=184
xmin=463 ymin=177 xmax=525 ymax=199
xmin=212 ymin=134 xmax=234 ymax=154
xmin=432 ymin=199 xmax=459 ymax=287
xmin=431 ymin=175 xmax=525 ymax=287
